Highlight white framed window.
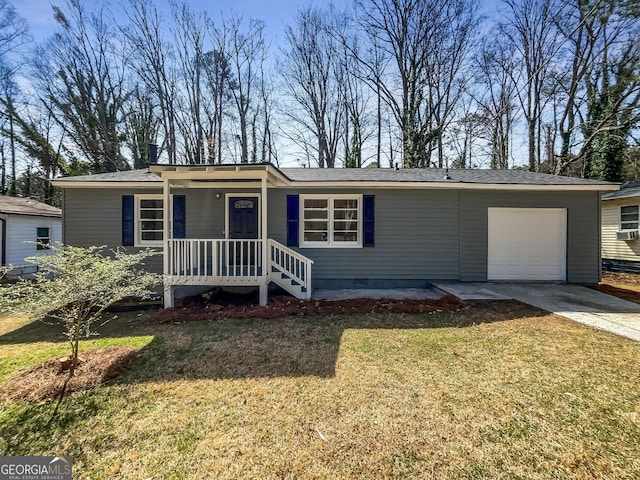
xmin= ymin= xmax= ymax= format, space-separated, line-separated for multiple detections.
xmin=36 ymin=227 xmax=51 ymax=250
xmin=620 ymin=205 xmax=639 ymax=231
xmin=135 ymin=194 xmax=165 ymax=246
xmin=300 ymin=194 xmax=361 ymax=248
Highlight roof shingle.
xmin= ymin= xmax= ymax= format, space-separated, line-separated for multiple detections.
xmin=279 ymin=167 xmax=615 ymax=185
xmin=602 ymin=181 xmax=640 ymax=200
xmin=0 ymin=196 xmax=61 ymax=217
xmin=52 ymin=165 xmax=617 ymax=187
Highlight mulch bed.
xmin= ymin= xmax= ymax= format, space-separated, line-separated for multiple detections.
xmin=149 ymin=294 xmax=462 ymax=324
xmin=591 ymin=284 xmax=640 ymax=303
xmin=589 ymin=271 xmax=640 ymax=303
xmin=0 ymin=346 xmax=140 ymax=403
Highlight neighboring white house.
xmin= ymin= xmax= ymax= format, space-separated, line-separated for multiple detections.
xmin=0 ymin=196 xmax=62 ymax=277
xmin=602 ymin=181 xmax=640 ymax=272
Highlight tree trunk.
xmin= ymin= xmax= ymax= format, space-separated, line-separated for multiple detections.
xmin=528 ymin=119 xmax=536 ymax=171
xmin=1 ymin=142 xmax=5 ymax=195
xmin=8 ymin=100 xmax=16 ymax=196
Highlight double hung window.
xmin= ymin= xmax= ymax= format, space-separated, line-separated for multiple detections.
xmin=136 ymin=195 xmax=164 ymax=246
xmin=300 ymin=195 xmax=361 ymax=247
xmin=620 ymin=205 xmax=639 ymax=231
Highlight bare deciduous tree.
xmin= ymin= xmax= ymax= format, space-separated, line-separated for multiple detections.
xmin=123 ymin=0 xmax=178 ymax=164
xmin=552 ymin=0 xmax=640 ymax=181
xmin=354 ymin=0 xmax=478 ymax=168
xmin=170 ymin=0 xmax=207 ymax=164
xmin=221 ymin=15 xmax=267 ymax=164
xmin=35 ymin=0 xmax=130 ymax=172
xmin=281 ymin=6 xmax=345 ymax=168
xmin=124 ymin=86 xmax=161 ymax=168
xmin=473 ymin=40 xmax=519 ymax=169
xmin=500 ymin=0 xmax=561 ymax=172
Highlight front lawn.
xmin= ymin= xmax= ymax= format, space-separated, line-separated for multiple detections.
xmin=1 ymin=301 xmax=638 ymax=479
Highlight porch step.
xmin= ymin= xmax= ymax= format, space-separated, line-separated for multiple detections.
xmin=270 ymin=268 xmax=308 ymax=299
xmin=268 ymin=238 xmax=313 ymax=300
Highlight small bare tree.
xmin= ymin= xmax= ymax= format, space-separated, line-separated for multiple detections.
xmin=0 ymin=245 xmax=161 ymax=380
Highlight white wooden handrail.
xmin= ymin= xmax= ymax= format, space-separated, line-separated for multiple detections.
xmin=268 ymin=239 xmax=314 ymax=299
xmin=166 ymin=238 xmax=314 ymax=299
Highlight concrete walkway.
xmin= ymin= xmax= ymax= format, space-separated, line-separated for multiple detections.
xmin=433 ymin=282 xmax=640 ymax=342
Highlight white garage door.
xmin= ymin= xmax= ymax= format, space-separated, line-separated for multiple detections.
xmin=487 ymin=208 xmax=567 ymax=281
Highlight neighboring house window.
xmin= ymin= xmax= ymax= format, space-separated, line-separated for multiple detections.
xmin=620 ymin=205 xmax=639 ymax=230
xmin=36 ymin=227 xmax=51 ymax=250
xmin=136 ymin=195 xmax=164 ymax=246
xmin=300 ymin=195 xmax=361 ymax=247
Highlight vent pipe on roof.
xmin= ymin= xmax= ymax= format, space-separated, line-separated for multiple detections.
xmin=444 ymin=168 xmax=451 ymax=180
xmin=148 ymin=144 xmax=158 ymax=164
xmin=395 ymin=163 xmax=399 ymax=171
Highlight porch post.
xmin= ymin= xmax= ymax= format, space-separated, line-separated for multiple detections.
xmin=259 ymin=177 xmax=268 ymax=306
xmin=162 ymin=177 xmax=174 ymax=308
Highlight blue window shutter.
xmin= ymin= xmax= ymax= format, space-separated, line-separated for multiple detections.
xmin=363 ymin=195 xmax=375 ymax=247
xmin=122 ymin=195 xmax=135 ymax=246
xmin=173 ymin=195 xmax=186 ymax=239
xmin=287 ymin=194 xmax=299 ymax=247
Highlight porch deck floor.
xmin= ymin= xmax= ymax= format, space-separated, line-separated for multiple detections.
xmin=312 ymin=288 xmax=442 ymax=301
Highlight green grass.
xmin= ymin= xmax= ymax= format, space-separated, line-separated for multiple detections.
xmin=0 ymin=302 xmax=639 ymax=479
xmin=0 ymin=313 xmax=154 ymax=383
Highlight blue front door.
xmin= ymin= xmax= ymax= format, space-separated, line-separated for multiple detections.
xmin=228 ymin=197 xmax=259 ymax=239
xmin=228 ymin=197 xmax=259 ymax=272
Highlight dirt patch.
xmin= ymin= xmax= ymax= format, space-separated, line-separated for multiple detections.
xmin=602 ymin=271 xmax=640 ymax=287
xmin=590 ymin=271 xmax=640 ymax=303
xmin=150 ymin=294 xmax=462 ymax=324
xmin=0 ymin=346 xmax=140 ymax=403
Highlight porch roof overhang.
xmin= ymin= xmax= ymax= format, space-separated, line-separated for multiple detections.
xmin=149 ymin=163 xmax=290 ymax=189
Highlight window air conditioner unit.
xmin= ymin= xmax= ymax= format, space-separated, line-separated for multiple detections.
xmin=616 ymin=230 xmax=639 ymax=241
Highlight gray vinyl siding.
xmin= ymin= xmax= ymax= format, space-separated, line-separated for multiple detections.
xmin=63 ymin=188 xmax=258 ymax=274
xmin=459 ymin=190 xmax=601 ymax=283
xmin=63 ymin=188 xmax=262 ymax=244
xmin=268 ymin=188 xmax=460 ymax=285
xmin=63 ymin=186 xmax=602 ymax=285
xmin=63 ymin=188 xmax=164 ymax=272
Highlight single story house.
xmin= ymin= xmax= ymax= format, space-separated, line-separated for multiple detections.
xmin=602 ymin=181 xmax=640 ymax=272
xmin=0 ymin=195 xmax=62 ymax=278
xmin=52 ymin=164 xmax=617 ymax=307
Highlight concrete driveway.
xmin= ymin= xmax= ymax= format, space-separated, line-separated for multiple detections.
xmin=433 ymin=282 xmax=640 ymax=342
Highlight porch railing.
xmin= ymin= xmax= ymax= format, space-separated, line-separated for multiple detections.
xmin=268 ymin=239 xmax=314 ymax=299
xmin=168 ymin=239 xmax=263 ymax=283
xmin=167 ymin=238 xmax=314 ymax=299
